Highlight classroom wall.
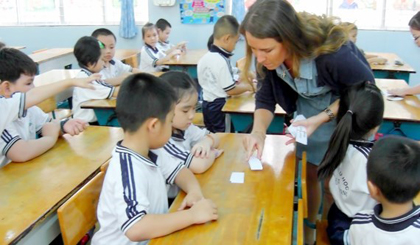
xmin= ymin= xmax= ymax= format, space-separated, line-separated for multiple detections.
xmin=0 ymin=0 xmax=419 ymax=85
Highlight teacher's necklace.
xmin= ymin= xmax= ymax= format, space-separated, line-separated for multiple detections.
xmin=281 ymin=67 xmax=292 ymax=79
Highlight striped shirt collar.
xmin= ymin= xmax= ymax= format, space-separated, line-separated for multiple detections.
xmin=349 ymin=139 xmax=374 ymax=148
xmin=158 ymin=40 xmax=170 ymax=45
xmin=81 ymin=68 xmax=93 ymax=76
xmin=372 ymin=204 xmax=420 ymax=232
xmin=145 ymin=43 xmax=159 ymax=54
xmin=210 ymin=44 xmax=233 ymax=58
xmin=109 ymin=59 xmax=116 ymax=65
xmin=115 ymin=140 xmax=158 ymax=167
xmin=171 ymin=129 xmax=185 ymax=141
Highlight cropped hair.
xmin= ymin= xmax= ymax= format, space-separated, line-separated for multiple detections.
xmin=213 ymin=15 xmax=239 ymax=39
xmin=240 ymin=0 xmax=348 ymax=81
xmin=0 ymin=48 xmax=38 ymax=83
xmin=116 ymin=73 xmax=177 ymax=133
xmin=74 ymin=36 xmax=103 ymax=68
xmin=142 ymin=22 xmax=156 ymax=39
xmin=0 ymin=42 xmax=5 ymax=49
xmin=317 ymin=82 xmax=384 ymax=180
xmin=91 ymin=28 xmax=117 ymax=42
xmin=342 ymin=22 xmax=358 ymax=31
xmin=156 ymin=18 xmax=172 ymax=31
xmin=159 ymin=71 xmax=197 ymax=103
xmin=409 ymin=11 xmax=420 ymax=30
xmin=367 ymin=136 xmax=420 ymax=204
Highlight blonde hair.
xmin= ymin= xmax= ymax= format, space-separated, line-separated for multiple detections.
xmin=240 ymin=0 xmax=348 ymax=83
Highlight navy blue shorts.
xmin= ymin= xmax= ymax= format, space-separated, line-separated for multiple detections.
xmin=327 ymin=203 xmax=353 ymax=245
xmin=202 ymin=98 xmax=226 ymax=133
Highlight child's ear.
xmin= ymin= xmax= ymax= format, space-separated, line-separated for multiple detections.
xmin=0 ymin=81 xmax=12 ymax=97
xmin=147 ymin=118 xmax=161 ymax=134
xmin=367 ymin=180 xmax=381 ymax=201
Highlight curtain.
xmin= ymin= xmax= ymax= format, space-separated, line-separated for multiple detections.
xmin=232 ymin=0 xmax=246 ymax=23
xmin=119 ymin=0 xmax=138 ymax=39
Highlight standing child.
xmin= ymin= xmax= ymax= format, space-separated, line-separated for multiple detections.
xmin=198 ymin=15 xmax=253 ymax=133
xmin=72 ymin=36 xmax=120 ymax=124
xmin=139 ymin=23 xmax=180 ymax=73
xmin=156 ymin=18 xmax=187 ymax=54
xmin=317 ymin=81 xmax=384 ymax=245
xmin=349 ymin=136 xmax=420 ymax=245
xmin=91 ymin=28 xmax=140 ymax=85
xmin=92 ymin=73 xmax=217 ymax=245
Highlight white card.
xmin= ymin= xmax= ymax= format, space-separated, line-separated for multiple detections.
xmin=230 ymin=172 xmax=245 ymax=183
xmin=382 ymin=91 xmax=404 ymax=101
xmin=249 ymin=156 xmax=263 ymax=170
xmin=287 ymin=115 xmax=308 ymax=145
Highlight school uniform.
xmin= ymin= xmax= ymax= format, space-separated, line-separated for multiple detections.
xmin=158 ymin=124 xmax=209 ymax=197
xmin=327 ymin=140 xmax=377 ymax=245
xmin=0 ymin=106 xmax=50 ymax=167
xmin=138 ymin=44 xmax=168 ymax=73
xmin=349 ymin=204 xmax=420 ymax=245
xmin=100 ymin=59 xmax=132 ymax=80
xmin=198 ymin=45 xmax=236 ymax=133
xmin=0 ymin=93 xmax=26 ymax=132
xmin=156 ymin=40 xmax=174 ymax=53
xmin=92 ymin=141 xmax=185 ymax=245
xmin=72 ymin=68 xmax=115 ymax=123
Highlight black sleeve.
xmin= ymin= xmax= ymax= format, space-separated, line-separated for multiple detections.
xmin=255 ymin=72 xmax=277 ymax=114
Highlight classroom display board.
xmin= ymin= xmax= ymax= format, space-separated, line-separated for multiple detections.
xmin=180 ymin=0 xmax=225 ymax=24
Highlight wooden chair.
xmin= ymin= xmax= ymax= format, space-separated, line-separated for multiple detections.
xmin=37 ymin=96 xmax=72 ymax=120
xmin=236 ymin=57 xmax=246 ymax=71
xmin=100 ymin=161 xmax=109 ymax=173
xmin=193 ymin=112 xmax=205 ymax=128
xmin=316 ymin=220 xmax=330 ymax=245
xmin=57 ymin=171 xmax=105 ymax=245
xmin=297 ymin=199 xmax=304 ymax=245
xmin=301 ymin=151 xmax=308 ymax=219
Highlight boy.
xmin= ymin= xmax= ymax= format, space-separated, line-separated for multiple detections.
xmin=155 ymin=18 xmax=187 ymax=54
xmin=91 ymin=28 xmax=140 ymax=84
xmin=92 ymin=73 xmax=217 ymax=245
xmin=139 ymin=23 xmax=180 ymax=73
xmin=349 ymin=136 xmax=420 ymax=244
xmin=0 ymin=50 xmax=88 ymax=168
xmin=198 ymin=15 xmax=253 ymax=133
xmin=0 ymin=48 xmax=96 ymax=133
xmin=72 ymin=36 xmax=120 ymax=124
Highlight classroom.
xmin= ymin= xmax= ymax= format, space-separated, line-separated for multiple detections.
xmin=1 ymin=0 xmax=420 ymax=245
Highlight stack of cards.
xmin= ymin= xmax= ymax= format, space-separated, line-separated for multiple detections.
xmin=248 ymin=156 xmax=263 ymax=170
xmin=287 ymin=115 xmax=308 ymax=145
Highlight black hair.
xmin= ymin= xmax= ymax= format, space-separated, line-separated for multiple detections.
xmin=317 ymin=82 xmax=384 ymax=180
xmin=156 ymin=18 xmax=172 ymax=31
xmin=0 ymin=42 xmax=5 ymax=49
xmin=142 ymin=22 xmax=156 ymax=39
xmin=207 ymin=34 xmax=214 ymax=50
xmin=409 ymin=11 xmax=420 ymax=30
xmin=0 ymin=48 xmax=38 ymax=83
xmin=159 ymin=71 xmax=197 ymax=103
xmin=91 ymin=28 xmax=117 ymax=42
xmin=213 ymin=15 xmax=239 ymax=39
xmin=116 ymin=73 xmax=177 ymax=133
xmin=367 ymin=136 xmax=420 ymax=203
xmin=74 ymin=36 xmax=102 ymax=69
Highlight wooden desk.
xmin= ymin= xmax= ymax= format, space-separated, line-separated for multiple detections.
xmin=150 ymin=134 xmax=296 ymax=245
xmin=0 ymin=126 xmax=123 ymax=244
xmin=115 ymin=49 xmax=141 ymax=68
xmin=376 ymin=79 xmax=420 ymax=139
xmin=222 ymin=92 xmax=287 ymax=133
xmin=28 ymin=48 xmax=75 ymax=74
xmin=415 ymin=193 xmax=420 ymax=205
xmin=163 ymin=49 xmax=207 ymax=79
xmin=367 ymin=52 xmax=416 ymax=83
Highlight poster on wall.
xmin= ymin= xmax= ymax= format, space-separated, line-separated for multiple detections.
xmin=180 ymin=0 xmax=226 ymax=24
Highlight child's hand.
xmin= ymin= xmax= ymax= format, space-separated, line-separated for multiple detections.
xmin=189 ymin=199 xmax=218 ymax=224
xmin=388 ymin=88 xmax=408 ymax=96
xmin=178 ymin=191 xmax=204 ymax=210
xmin=213 ymin=149 xmax=224 ymax=159
xmin=169 ymin=49 xmax=182 ymax=58
xmin=42 ymin=122 xmax=60 ymax=139
xmin=191 ymin=139 xmax=212 ymax=158
xmin=63 ymin=119 xmax=88 ymax=136
xmin=71 ymin=73 xmax=101 ymax=89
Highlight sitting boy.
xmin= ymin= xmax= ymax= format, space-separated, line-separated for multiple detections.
xmin=198 ymin=15 xmax=253 ymax=133
xmin=72 ymin=36 xmax=120 ymax=124
xmin=349 ymin=136 xmax=420 ymax=245
xmin=92 ymin=73 xmax=218 ymax=245
xmin=155 ymin=18 xmax=187 ymax=54
xmin=0 ymin=48 xmax=88 ymax=168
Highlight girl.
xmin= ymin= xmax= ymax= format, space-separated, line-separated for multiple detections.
xmin=317 ymin=81 xmax=384 ymax=245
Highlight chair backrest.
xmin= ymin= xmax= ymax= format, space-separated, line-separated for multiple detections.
xmin=301 ymin=151 xmax=308 ymax=219
xmin=37 ymin=97 xmax=57 ymax=114
xmin=297 ymin=199 xmax=304 ymax=245
xmin=57 ymin=171 xmax=105 ymax=245
xmin=100 ymin=160 xmax=109 ymax=173
xmin=236 ymin=57 xmax=246 ymax=71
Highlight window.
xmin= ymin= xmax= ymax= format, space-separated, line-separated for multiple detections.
xmin=0 ymin=0 xmax=148 ymax=26
xmin=231 ymin=0 xmax=419 ymax=30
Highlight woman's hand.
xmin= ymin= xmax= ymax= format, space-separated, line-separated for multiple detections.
xmin=388 ymin=88 xmax=408 ymax=97
xmin=243 ymin=131 xmax=266 ymax=160
xmin=285 ymin=115 xmax=324 ymax=145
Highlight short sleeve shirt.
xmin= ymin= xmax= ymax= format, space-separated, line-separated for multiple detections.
xmin=100 ymin=59 xmax=132 ymax=80
xmin=0 ymin=93 xmax=26 ymax=132
xmin=139 ymin=44 xmax=168 ymax=73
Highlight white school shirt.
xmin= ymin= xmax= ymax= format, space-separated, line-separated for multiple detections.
xmin=138 ymin=44 xmax=168 ymax=73
xmin=0 ymin=93 xmax=26 ymax=132
xmin=92 ymin=142 xmax=185 ymax=245
xmin=100 ymin=59 xmax=132 ymax=80
xmin=72 ymin=69 xmax=115 ymax=123
xmin=156 ymin=41 xmax=174 ymax=53
xmin=197 ymin=45 xmax=236 ymax=102
xmin=0 ymin=106 xmax=50 ymax=168
xmin=349 ymin=205 xmax=420 ymax=245
xmin=329 ymin=140 xmax=377 ymax=218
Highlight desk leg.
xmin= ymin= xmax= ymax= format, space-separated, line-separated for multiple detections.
xmin=16 ymin=213 xmax=60 ymax=245
xmin=93 ymin=108 xmax=120 ymax=126
xmin=379 ymin=120 xmax=420 ymax=140
xmin=225 ymin=114 xmax=231 ymax=133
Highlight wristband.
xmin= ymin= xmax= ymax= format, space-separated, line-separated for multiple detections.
xmin=60 ymin=118 xmax=70 ymax=134
xmin=324 ymin=108 xmax=335 ymax=122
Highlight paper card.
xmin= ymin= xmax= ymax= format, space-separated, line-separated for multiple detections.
xmin=382 ymin=91 xmax=404 ymax=101
xmin=230 ymin=172 xmax=245 ymax=183
xmin=286 ymin=115 xmax=308 ymax=145
xmin=249 ymin=156 xmax=263 ymax=171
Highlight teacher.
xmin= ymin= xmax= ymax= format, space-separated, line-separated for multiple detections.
xmin=240 ymin=0 xmax=374 ymax=242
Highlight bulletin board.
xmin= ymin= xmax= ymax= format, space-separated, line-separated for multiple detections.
xmin=180 ymin=0 xmax=226 ymax=24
